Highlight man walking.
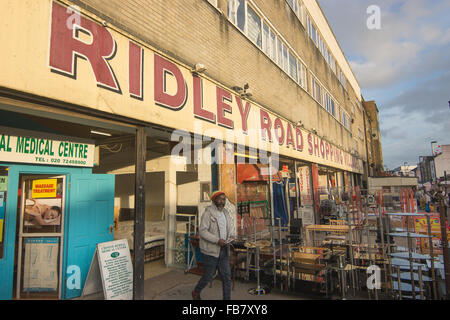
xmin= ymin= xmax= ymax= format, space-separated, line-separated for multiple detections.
xmin=192 ymin=191 xmax=235 ymax=300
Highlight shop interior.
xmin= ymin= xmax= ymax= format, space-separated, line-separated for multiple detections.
xmin=1 ymin=109 xmax=447 ymax=300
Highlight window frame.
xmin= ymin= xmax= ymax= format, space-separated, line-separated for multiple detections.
xmin=228 ymin=0 xmax=351 ymax=131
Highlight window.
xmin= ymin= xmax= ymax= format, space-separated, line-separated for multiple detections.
xmin=287 ymin=0 xmax=301 ymax=18
xmin=228 ymin=0 xmax=246 ymax=32
xmin=298 ymin=62 xmax=307 ymax=89
xmin=283 ymin=45 xmax=289 ymax=72
xmin=338 ymin=68 xmax=346 ymax=88
xmin=269 ymin=30 xmax=277 ymax=60
xmin=288 ymin=51 xmax=298 ymax=81
xmin=311 ymin=24 xmax=317 ymax=46
xmin=287 ymin=0 xmax=305 ymax=26
xmin=247 ymin=5 xmax=262 ymax=48
xmin=311 ymin=75 xmax=323 ymax=105
xmin=355 ymin=100 xmax=362 ymax=112
xmin=325 ymin=93 xmax=336 ymax=117
xmin=277 ymin=38 xmax=283 ymax=67
xmin=262 ymin=23 xmax=277 ymax=61
xmin=307 ymin=14 xmax=318 ymax=46
xmin=330 ymin=55 xmax=336 ymax=74
xmin=358 ymin=128 xmax=364 ymax=141
xmin=262 ymin=23 xmax=270 ymax=56
xmin=341 ymin=110 xmax=351 ymax=130
xmin=228 ymin=0 xmax=343 ymax=113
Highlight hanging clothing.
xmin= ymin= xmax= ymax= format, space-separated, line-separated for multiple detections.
xmin=272 ymin=181 xmax=289 ymax=226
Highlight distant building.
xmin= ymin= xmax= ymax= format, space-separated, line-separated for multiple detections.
xmin=362 ymin=100 xmax=384 ymax=177
xmin=390 ymin=165 xmax=417 ymax=177
xmin=418 ymin=145 xmax=450 ymax=183
xmin=434 ymin=145 xmax=450 ymax=180
xmin=418 ymin=156 xmax=436 ymax=183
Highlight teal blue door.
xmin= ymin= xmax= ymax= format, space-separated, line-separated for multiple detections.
xmin=63 ymin=174 xmax=115 ymax=300
xmin=0 ymin=164 xmax=93 ymax=300
xmin=0 ymin=165 xmax=18 ymax=300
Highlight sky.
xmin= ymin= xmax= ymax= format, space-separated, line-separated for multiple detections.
xmin=318 ymin=0 xmax=450 ymax=170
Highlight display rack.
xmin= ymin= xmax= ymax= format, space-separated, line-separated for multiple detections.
xmin=167 ymin=213 xmax=197 ymax=271
xmin=383 ymin=212 xmax=437 ymax=300
xmin=288 ymin=246 xmax=331 ymax=297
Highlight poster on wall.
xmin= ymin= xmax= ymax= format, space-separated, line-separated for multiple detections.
xmin=0 ymin=191 xmax=4 ymax=242
xmin=298 ymin=166 xmax=313 ymax=206
xmin=288 ymin=183 xmax=296 ymax=198
xmin=22 ymin=237 xmax=59 ymax=292
xmin=301 ymin=207 xmax=315 ymax=226
xmin=298 ymin=166 xmax=315 ymax=226
xmin=414 ymin=215 xmax=450 ymax=249
xmin=23 ymin=178 xmax=63 ymax=233
xmin=0 ymin=176 xmax=7 ymax=191
xmin=0 ymin=171 xmax=7 ymax=245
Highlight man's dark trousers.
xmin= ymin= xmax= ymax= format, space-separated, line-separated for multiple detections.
xmin=194 ymin=246 xmax=231 ymax=300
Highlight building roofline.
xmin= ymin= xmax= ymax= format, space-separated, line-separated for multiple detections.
xmin=314 ymin=0 xmax=362 ymax=96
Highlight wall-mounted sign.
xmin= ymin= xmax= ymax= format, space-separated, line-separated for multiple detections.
xmin=0 ymin=176 xmax=7 ymax=192
xmin=0 ymin=1 xmax=363 ymax=174
xmin=0 ymin=127 xmax=94 ymax=167
xmin=32 ymin=179 xmax=57 ymax=199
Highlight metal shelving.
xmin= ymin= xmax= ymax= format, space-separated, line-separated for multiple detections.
xmin=383 ymin=212 xmax=438 ymax=300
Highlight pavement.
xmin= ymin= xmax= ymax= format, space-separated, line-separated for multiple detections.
xmin=79 ymin=259 xmax=370 ymax=300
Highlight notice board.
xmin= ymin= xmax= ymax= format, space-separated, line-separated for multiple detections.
xmin=82 ymin=239 xmax=133 ymax=300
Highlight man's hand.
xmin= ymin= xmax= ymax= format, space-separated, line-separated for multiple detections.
xmin=218 ymin=239 xmax=227 ymax=247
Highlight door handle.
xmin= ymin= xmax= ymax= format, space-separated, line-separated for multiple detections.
xmin=109 ymin=225 xmax=114 ymax=234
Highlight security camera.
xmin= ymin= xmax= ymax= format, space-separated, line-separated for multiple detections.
xmin=193 ymin=63 xmax=206 ymax=74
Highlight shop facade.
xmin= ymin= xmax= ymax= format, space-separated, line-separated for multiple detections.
xmin=0 ymin=0 xmax=366 ymax=299
xmin=0 ymin=126 xmax=118 ymax=299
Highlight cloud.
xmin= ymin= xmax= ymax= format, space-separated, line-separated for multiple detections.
xmin=385 ymin=71 xmax=450 ymax=116
xmin=319 ymin=0 xmax=450 ymax=89
xmin=318 ymin=0 xmax=450 ymax=169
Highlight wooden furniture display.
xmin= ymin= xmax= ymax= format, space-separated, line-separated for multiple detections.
xmin=286 ymin=246 xmax=331 ymax=297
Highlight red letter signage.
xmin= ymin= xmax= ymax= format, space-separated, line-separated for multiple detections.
xmin=49 ymin=1 xmax=121 ymax=93
xmin=216 ymin=87 xmax=233 ymax=129
xmin=236 ymin=97 xmax=251 ymax=134
xmin=260 ymin=109 xmax=272 ymax=142
xmin=154 ymin=54 xmax=187 ymax=110
xmin=129 ymin=41 xmax=144 ymax=99
xmin=193 ymin=75 xmax=215 ymax=123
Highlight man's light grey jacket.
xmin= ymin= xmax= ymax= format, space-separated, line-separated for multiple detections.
xmin=199 ymin=203 xmax=235 ymax=258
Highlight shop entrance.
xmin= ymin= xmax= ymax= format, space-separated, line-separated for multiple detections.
xmin=14 ymin=174 xmax=66 ymax=299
